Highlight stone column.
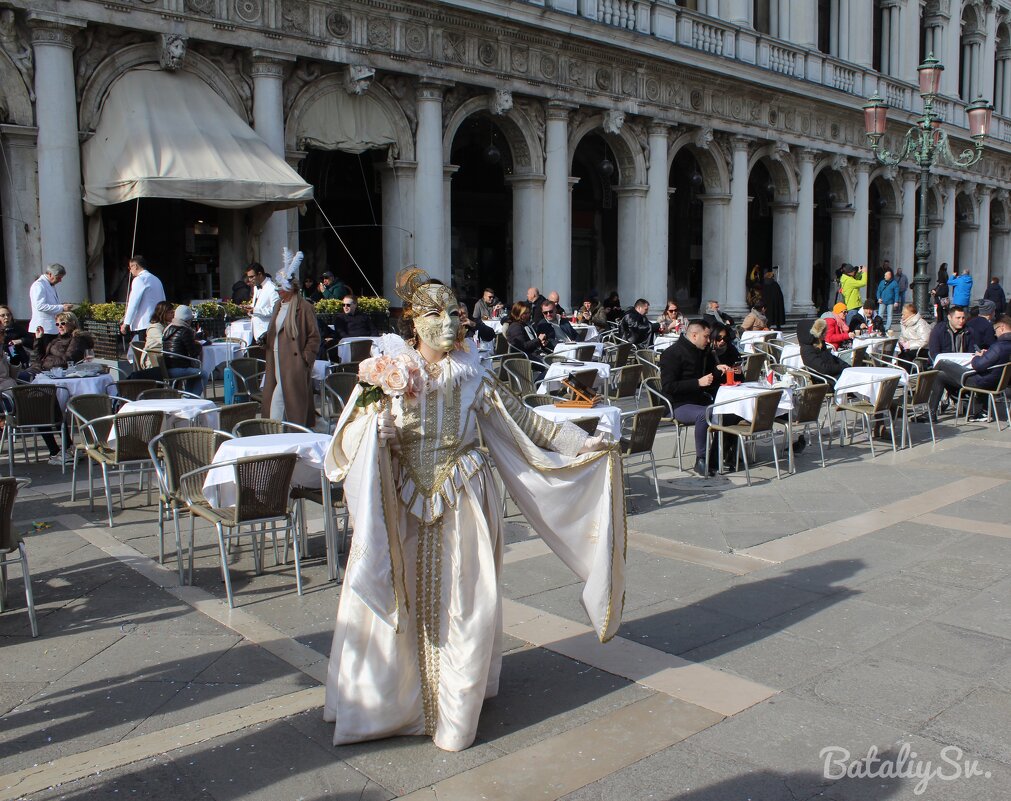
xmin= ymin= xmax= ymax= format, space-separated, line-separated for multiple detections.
xmin=725 ymin=0 xmax=752 ymax=28
xmin=878 ymin=212 xmax=902 ymax=270
xmin=726 ymin=136 xmax=751 ymax=313
xmin=942 ymin=12 xmax=962 ymax=97
xmin=379 ymin=161 xmax=416 ymax=302
xmin=830 ymin=207 xmax=854 ymax=278
xmin=414 ymin=80 xmax=450 ymax=282
xmin=644 ymin=123 xmax=670 ymax=310
xmin=938 ymin=181 xmax=957 ymax=273
xmin=852 ymin=163 xmax=871 ymax=286
xmin=771 ymin=201 xmax=798 ymax=314
xmin=700 ymin=194 xmax=731 ymax=312
xmin=982 ymin=4 xmax=998 ymax=105
xmin=849 ymin=0 xmax=873 ymax=69
xmin=615 ymin=185 xmax=648 ymax=310
xmin=443 ymin=164 xmax=459 ymax=278
xmin=542 ymin=101 xmax=576 ymax=300
xmin=990 ymin=214 xmax=1010 ymax=282
xmin=900 ymin=0 xmax=921 ymax=84
xmin=0 ymin=126 xmax=42 ymax=319
xmin=251 ymin=52 xmax=294 ymax=266
xmin=900 ymin=171 xmax=917 ymax=282
xmin=28 ymin=14 xmax=88 ymax=303
xmin=794 ymin=149 xmax=817 ymax=315
xmin=996 ymin=51 xmax=1011 ymax=116
xmin=506 ymin=174 xmax=545 ymax=305
xmin=976 ymin=187 xmax=992 ymax=277
xmin=791 ymin=0 xmax=818 ymax=48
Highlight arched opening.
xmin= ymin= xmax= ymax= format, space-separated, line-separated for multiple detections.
xmin=868 ymin=182 xmax=883 ymax=287
xmin=449 ymin=114 xmax=512 ymax=306
xmin=955 ymin=192 xmax=976 ymax=275
xmin=813 ymin=172 xmax=834 ymax=312
xmin=989 ymin=198 xmax=1010 ymax=282
xmin=298 ymin=150 xmax=384 ymax=297
xmin=746 ymin=161 xmax=775 ymax=305
xmin=571 ymin=134 xmax=619 ymax=303
xmin=668 ymin=149 xmax=704 ymax=308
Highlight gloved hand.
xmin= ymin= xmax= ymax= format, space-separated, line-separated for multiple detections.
xmin=577 ymin=435 xmax=605 ymax=455
xmin=377 ymin=409 xmax=398 ymax=447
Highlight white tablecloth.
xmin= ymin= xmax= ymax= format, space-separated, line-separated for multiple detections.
xmin=335 ymin=336 xmax=380 ymax=364
xmin=312 ymin=360 xmax=332 ymax=382
xmin=201 ymin=342 xmax=242 ymax=375
xmin=537 ymin=360 xmax=610 ymax=394
xmin=225 ymin=320 xmax=254 ymax=344
xmin=109 ymin=398 xmax=219 ymax=444
xmin=552 ymin=341 xmax=604 ymax=359
xmin=653 ymin=335 xmax=678 ymax=352
xmin=531 ymin=404 xmax=623 ymax=441
xmin=739 ymin=331 xmax=781 ymax=353
xmin=713 ymin=383 xmax=792 ymax=421
xmin=933 ymin=352 xmax=975 ymax=368
xmin=32 ymin=373 xmax=115 ymax=412
xmin=487 ymin=320 xmax=505 ymax=334
xmin=834 ymin=366 xmax=907 ymax=405
xmin=203 ymin=433 xmax=330 ymax=508
xmin=571 ymin=324 xmax=599 ymax=342
xmin=779 ymin=342 xmax=803 ymax=368
xmin=851 ymin=336 xmax=890 ymax=353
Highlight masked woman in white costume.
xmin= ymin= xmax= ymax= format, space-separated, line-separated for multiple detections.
xmin=322 ymin=269 xmax=626 ymax=752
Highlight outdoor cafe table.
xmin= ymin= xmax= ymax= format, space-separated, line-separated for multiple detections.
xmin=850 ymin=336 xmax=891 ymax=354
xmin=933 ymin=352 xmax=975 ymax=368
xmin=552 ymin=341 xmax=604 ymax=359
xmin=537 ymin=360 xmax=610 ymax=394
xmin=713 ymin=382 xmax=793 ymax=422
xmin=32 ymin=372 xmax=115 ymax=412
xmin=201 ymin=341 xmax=242 ymax=375
xmin=779 ymin=342 xmax=803 ymax=368
xmin=334 ymin=336 xmax=381 ymax=364
xmin=107 ymin=398 xmax=219 ymax=444
xmin=739 ymin=331 xmax=781 ymax=353
xmin=653 ymin=335 xmax=678 ymax=352
xmin=225 ymin=319 xmax=254 ymax=344
xmin=531 ymin=403 xmax=623 ymax=441
xmin=202 ymin=433 xmax=340 ymax=580
xmin=834 ymin=365 xmax=910 ymax=448
xmin=571 ymin=323 xmax=599 ymax=342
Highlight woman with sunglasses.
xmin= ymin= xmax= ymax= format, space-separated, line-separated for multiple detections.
xmin=656 ymin=300 xmax=688 ymax=336
xmin=21 ymin=312 xmax=94 ymax=382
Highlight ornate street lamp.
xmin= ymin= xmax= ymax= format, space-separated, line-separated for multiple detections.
xmin=862 ymin=55 xmax=992 ymax=316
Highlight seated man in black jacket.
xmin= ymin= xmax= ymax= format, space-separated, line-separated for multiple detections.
xmin=940 ymin=313 xmax=1011 ymax=420
xmin=619 ymin=299 xmax=660 ymax=346
xmin=333 ymin=294 xmax=377 ymax=339
xmin=659 ymin=320 xmax=735 ymax=476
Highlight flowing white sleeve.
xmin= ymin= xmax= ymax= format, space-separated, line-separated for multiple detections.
xmin=479 ymin=381 xmax=626 ymax=642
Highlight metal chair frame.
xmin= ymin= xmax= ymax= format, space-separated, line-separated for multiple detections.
xmin=2 ymin=384 xmax=67 ymax=474
xmin=834 ymin=374 xmax=901 ymax=457
xmin=705 ymin=390 xmax=786 ymax=486
xmin=232 ymin=418 xmax=314 ymax=437
xmin=619 ymin=405 xmax=664 ymax=505
xmin=955 ymin=362 xmax=1011 ymax=430
xmin=0 ymin=477 xmax=36 ymax=636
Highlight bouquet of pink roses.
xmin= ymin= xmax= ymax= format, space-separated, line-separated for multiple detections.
xmin=356 ymin=354 xmax=426 ymax=408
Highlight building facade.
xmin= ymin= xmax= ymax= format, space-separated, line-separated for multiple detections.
xmin=4 ymin=0 xmax=1011 ymax=318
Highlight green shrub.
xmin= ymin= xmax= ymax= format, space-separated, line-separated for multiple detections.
xmin=314 ymin=298 xmax=343 ymax=314
xmin=356 ymin=296 xmax=391 ymax=314
xmin=89 ymin=302 xmax=127 ymax=322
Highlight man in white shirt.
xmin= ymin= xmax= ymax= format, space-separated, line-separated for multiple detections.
xmin=29 ymin=263 xmax=73 ymax=339
xmin=120 ymin=255 xmax=166 ymax=338
xmin=246 ymin=262 xmax=278 ymax=340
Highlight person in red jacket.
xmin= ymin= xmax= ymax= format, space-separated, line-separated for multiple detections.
xmin=825 ymin=302 xmax=854 ymax=348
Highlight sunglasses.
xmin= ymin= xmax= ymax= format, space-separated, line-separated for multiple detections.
xmin=342 ymin=303 xmax=353 ymax=308
xmin=666 ymin=308 xmax=678 ymax=312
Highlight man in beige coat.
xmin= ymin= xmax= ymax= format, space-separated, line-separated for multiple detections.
xmin=261 ymin=250 xmax=321 ymax=427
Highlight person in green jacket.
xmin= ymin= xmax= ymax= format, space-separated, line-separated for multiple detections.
xmin=839 ymin=263 xmax=867 ymax=311
xmin=318 ymin=271 xmax=350 ymax=301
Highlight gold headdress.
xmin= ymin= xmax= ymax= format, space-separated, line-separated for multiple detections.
xmin=395 ymin=267 xmax=456 ymax=314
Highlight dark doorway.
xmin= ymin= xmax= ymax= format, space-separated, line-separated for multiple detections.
xmin=668 ymin=149 xmax=704 ymax=308
xmin=747 ymin=162 xmax=775 ymax=303
xmin=449 ymin=115 xmax=512 ymax=306
xmin=813 ymin=172 xmax=834 ymax=313
xmin=102 ymin=199 xmax=220 ymax=303
xmin=868 ymin=182 xmax=883 ymax=290
xmin=298 ymin=149 xmax=384 ymax=298
xmin=571 ymin=135 xmax=618 ymax=304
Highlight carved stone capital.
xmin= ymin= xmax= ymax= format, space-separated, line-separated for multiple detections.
xmin=648 ymin=121 xmax=673 ymax=138
xmin=730 ymin=135 xmax=752 ymax=152
xmin=417 ymin=78 xmax=453 ymax=101
xmin=250 ymin=51 xmax=293 ymax=79
xmin=545 ymin=100 xmax=577 ymax=122
xmin=797 ymin=147 xmax=819 ymax=164
xmin=28 ymin=15 xmax=84 ymax=48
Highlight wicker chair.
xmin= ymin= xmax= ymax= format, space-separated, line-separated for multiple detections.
xmin=609 ymin=363 xmax=645 ymax=402
xmin=834 ymin=374 xmax=901 ymax=457
xmin=108 ymin=379 xmax=164 ymax=401
xmin=955 ymin=362 xmax=1011 ymax=430
xmin=602 ymin=342 xmax=634 ymax=369
xmin=523 ymin=393 xmax=557 ymax=407
xmin=2 ymin=384 xmax=66 ymax=473
xmin=774 ymin=383 xmax=831 ymax=469
xmin=741 ymin=353 xmax=767 ymax=382
xmin=619 ymin=406 xmax=664 ymax=505
xmin=501 ymin=358 xmax=536 ymax=396
xmin=216 ymin=402 xmax=260 ymax=434
xmin=346 ymin=340 xmax=375 ymax=363
xmin=706 ymin=390 xmax=785 ymax=486
xmin=329 ymin=362 xmax=360 ymax=375
xmin=232 ymin=418 xmax=313 ymax=437
xmin=131 ymin=344 xmax=204 ymax=393
xmin=66 ymin=394 xmax=124 ymax=501
xmin=904 ymin=370 xmax=940 ymax=446
xmin=180 ymin=453 xmax=300 ymax=608
xmin=0 ymin=477 xmax=36 ymax=637
xmin=81 ymin=410 xmax=166 ymax=526
xmin=224 ymin=358 xmax=266 ymax=404
xmin=137 ymin=388 xmax=200 ymax=400
xmin=245 ymin=344 xmax=266 ymax=362
xmin=148 ymin=427 xmax=233 ymax=584
xmin=322 ymin=373 xmax=360 ymax=425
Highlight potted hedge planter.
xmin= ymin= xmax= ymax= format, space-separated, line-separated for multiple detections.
xmin=76 ymin=302 xmax=126 ymax=359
